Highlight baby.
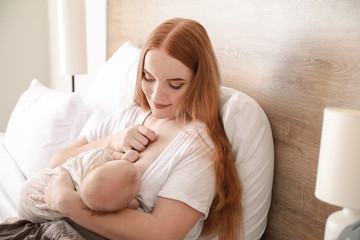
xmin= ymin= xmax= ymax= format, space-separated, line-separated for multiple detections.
xmin=17 ymin=147 xmax=141 ymax=223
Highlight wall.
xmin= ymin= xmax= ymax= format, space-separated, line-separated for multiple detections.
xmin=0 ymin=0 xmax=50 ymax=132
xmin=0 ymin=0 xmax=107 ymax=132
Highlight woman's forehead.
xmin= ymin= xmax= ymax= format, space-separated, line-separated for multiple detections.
xmin=144 ymin=48 xmax=193 ymax=80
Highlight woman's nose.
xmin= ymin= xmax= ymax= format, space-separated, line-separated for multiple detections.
xmin=152 ymin=83 xmax=166 ymax=101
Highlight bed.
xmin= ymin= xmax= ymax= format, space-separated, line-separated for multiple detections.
xmin=1 ymin=0 xmax=360 ymax=239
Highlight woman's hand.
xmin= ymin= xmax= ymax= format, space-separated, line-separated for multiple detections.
xmin=107 ymin=125 xmax=157 ymax=153
xmin=30 ymin=166 xmax=76 ymax=214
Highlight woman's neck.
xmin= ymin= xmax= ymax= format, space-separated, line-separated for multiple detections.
xmin=144 ymin=114 xmax=187 ymax=131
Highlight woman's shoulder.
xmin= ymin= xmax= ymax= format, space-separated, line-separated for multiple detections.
xmin=183 ymin=121 xmax=215 ymax=151
xmin=184 ymin=121 xmax=211 ymax=137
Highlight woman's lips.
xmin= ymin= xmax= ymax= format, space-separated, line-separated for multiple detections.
xmin=152 ymin=101 xmax=170 ymax=109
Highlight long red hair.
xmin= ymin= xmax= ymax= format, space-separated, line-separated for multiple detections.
xmin=134 ymin=18 xmax=243 ymax=240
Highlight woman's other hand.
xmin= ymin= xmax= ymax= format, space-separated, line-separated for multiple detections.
xmin=107 ymin=125 xmax=156 ymax=153
xmin=30 ymin=166 xmax=77 ymax=214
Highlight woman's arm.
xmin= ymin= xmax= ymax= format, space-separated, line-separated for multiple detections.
xmin=64 ymin=195 xmax=201 ymax=240
xmin=49 ymin=125 xmax=156 ymax=168
xmin=32 ymin=167 xmax=201 ymax=240
xmin=49 ymin=136 xmax=103 ymax=168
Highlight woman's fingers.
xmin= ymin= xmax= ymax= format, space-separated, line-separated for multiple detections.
xmin=30 ymin=192 xmax=51 ymax=211
xmin=109 ymin=125 xmax=157 ymax=153
xmin=127 ymin=125 xmax=157 ymax=151
xmin=137 ymin=125 xmax=157 ymax=142
xmin=34 ymin=203 xmax=50 ymax=211
xmin=30 ymin=193 xmax=45 ymax=203
xmin=128 ymin=137 xmax=147 ymax=151
xmin=32 ymin=182 xmax=46 ymax=194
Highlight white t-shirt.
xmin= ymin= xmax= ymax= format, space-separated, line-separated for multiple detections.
xmin=86 ymin=105 xmax=216 ymax=239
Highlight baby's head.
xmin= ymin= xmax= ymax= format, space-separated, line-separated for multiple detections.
xmin=79 ymin=160 xmax=141 ymax=214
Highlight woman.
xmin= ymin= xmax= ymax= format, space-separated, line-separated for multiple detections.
xmin=32 ymin=18 xmax=243 ymax=240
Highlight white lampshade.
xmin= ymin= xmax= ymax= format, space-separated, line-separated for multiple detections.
xmin=57 ymin=0 xmax=88 ymax=75
xmin=315 ymin=107 xmax=360 ymax=239
xmin=315 ymin=107 xmax=360 ymax=207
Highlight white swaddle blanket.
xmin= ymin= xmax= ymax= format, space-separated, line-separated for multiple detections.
xmin=17 ymin=148 xmax=112 ymax=223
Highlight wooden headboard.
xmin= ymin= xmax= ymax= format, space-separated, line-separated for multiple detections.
xmin=106 ymin=0 xmax=360 ymax=239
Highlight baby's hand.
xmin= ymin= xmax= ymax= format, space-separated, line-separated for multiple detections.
xmin=120 ymin=150 xmax=139 ymax=163
xmin=109 ymin=149 xmax=139 ymax=162
xmin=127 ymin=198 xmax=140 ymax=210
xmin=109 ymin=150 xmax=124 ymax=160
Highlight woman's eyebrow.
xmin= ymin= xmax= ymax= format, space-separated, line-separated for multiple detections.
xmin=143 ymin=69 xmax=186 ymax=81
xmin=143 ymin=69 xmax=152 ymax=76
xmin=168 ymin=78 xmax=186 ymax=81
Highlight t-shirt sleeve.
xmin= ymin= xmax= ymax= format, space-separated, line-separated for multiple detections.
xmin=158 ymin=141 xmax=216 ymax=220
xmin=85 ymin=106 xmax=132 ymax=143
xmin=86 ymin=114 xmax=117 ymax=143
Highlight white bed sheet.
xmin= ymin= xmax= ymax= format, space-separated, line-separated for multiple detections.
xmin=0 ymin=133 xmax=26 ymax=222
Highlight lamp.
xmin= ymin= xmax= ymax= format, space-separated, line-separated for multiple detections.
xmin=57 ymin=0 xmax=88 ymax=92
xmin=315 ymin=108 xmax=360 ymax=240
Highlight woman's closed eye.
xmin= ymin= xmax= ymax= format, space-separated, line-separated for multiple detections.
xmin=143 ymin=69 xmax=186 ymax=90
xmin=168 ymin=81 xmax=184 ymax=90
xmin=144 ymin=75 xmax=155 ymax=82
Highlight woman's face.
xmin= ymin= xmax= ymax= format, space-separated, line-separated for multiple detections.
xmin=142 ymin=48 xmax=194 ymax=119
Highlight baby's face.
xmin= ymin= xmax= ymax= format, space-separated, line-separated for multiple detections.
xmin=79 ymin=160 xmax=141 ymax=213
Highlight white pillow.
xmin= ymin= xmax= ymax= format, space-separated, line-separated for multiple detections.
xmin=78 ymin=107 xmax=107 ymax=138
xmin=219 ymin=86 xmax=274 ymax=240
xmin=84 ymin=41 xmax=141 ymax=116
xmin=5 ymin=79 xmax=87 ymax=178
xmin=79 ymin=41 xmax=141 ymax=137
